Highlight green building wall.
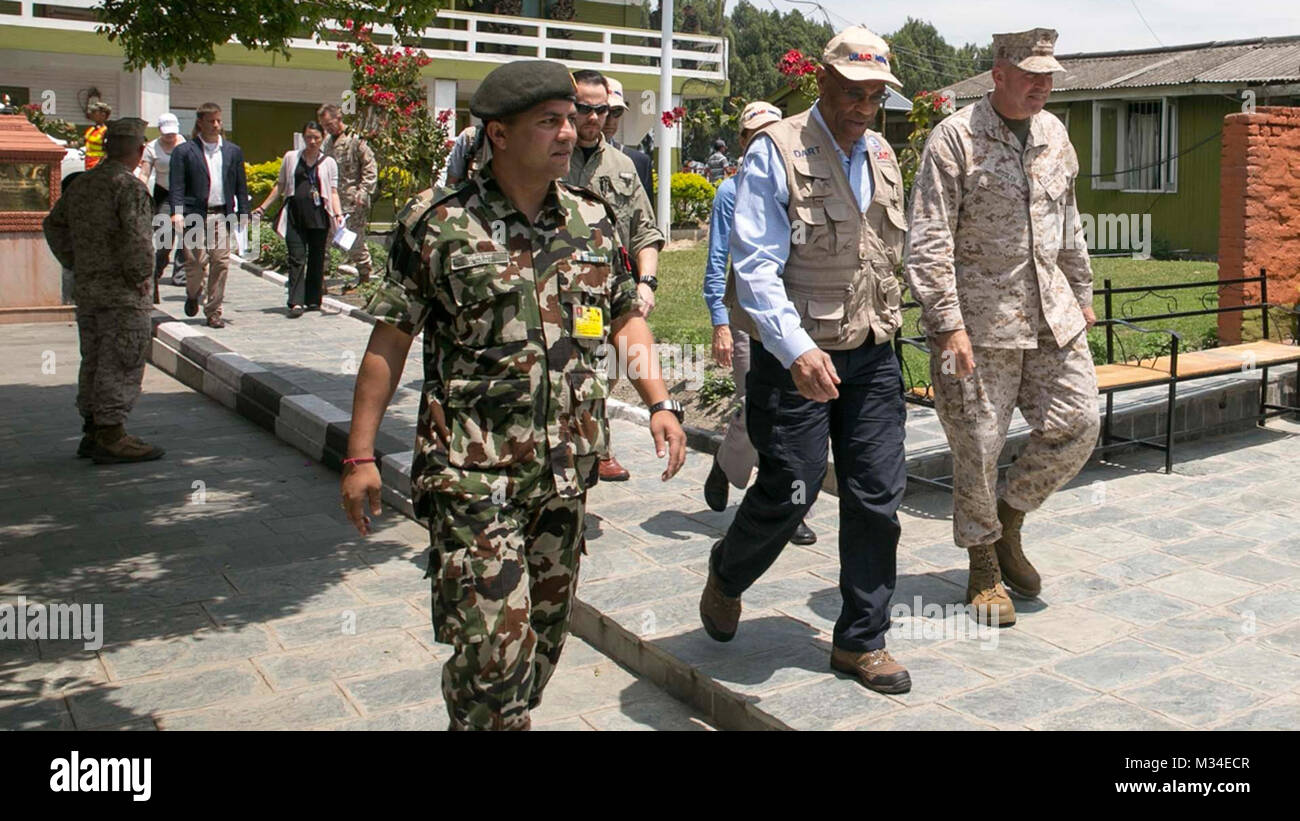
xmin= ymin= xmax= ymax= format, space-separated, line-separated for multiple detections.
xmin=1063 ymin=95 xmax=1236 ymax=257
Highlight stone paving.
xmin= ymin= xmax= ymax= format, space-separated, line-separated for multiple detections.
xmin=0 ymin=321 xmax=711 ymax=731
xmin=585 ymin=416 xmax=1300 ymax=730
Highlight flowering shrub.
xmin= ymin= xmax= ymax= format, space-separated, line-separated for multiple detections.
xmin=334 ymin=20 xmax=452 ymax=210
xmin=898 ymin=89 xmax=952 ymax=193
xmin=777 ymin=48 xmax=819 ymax=105
xmin=661 ymin=106 xmax=687 ymax=128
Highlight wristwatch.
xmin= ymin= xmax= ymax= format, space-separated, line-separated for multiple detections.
xmin=647 ymin=399 xmax=684 ymax=423
xmin=639 ymin=275 xmax=659 ymax=292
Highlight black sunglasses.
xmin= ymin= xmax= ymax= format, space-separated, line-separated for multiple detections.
xmin=575 ymin=103 xmax=610 ymax=116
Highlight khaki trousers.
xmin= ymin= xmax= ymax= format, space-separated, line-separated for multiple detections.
xmin=184 ymin=213 xmax=232 ymax=319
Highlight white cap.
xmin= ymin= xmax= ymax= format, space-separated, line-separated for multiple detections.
xmin=157 ymin=113 xmax=180 ymax=135
xmin=606 ymin=76 xmax=628 ymax=111
xmin=823 ymin=25 xmax=903 ymax=88
xmin=740 ymin=101 xmax=782 ymax=131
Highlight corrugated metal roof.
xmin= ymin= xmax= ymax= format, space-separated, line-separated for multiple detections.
xmin=949 ymin=36 xmax=1300 ymax=99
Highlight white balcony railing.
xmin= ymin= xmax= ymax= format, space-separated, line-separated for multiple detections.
xmin=3 ymin=2 xmax=728 ymax=83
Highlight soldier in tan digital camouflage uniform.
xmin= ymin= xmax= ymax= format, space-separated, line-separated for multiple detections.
xmin=340 ymin=61 xmax=687 ymax=731
xmin=904 ymin=28 xmax=1099 ymax=627
xmin=44 ymin=117 xmax=165 ymax=464
xmin=564 ymin=68 xmax=665 ymax=482
xmin=318 ymin=103 xmax=378 ymax=288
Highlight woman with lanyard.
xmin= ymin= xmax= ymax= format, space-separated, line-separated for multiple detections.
xmin=254 ymin=121 xmax=345 ymax=317
xmin=136 ymin=113 xmax=186 ymax=286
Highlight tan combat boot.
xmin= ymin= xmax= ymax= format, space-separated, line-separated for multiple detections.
xmin=994 ymin=498 xmax=1041 ymax=598
xmin=967 ymin=543 xmax=1015 ymax=627
xmin=699 ymin=565 xmax=741 ymax=642
xmin=91 ymin=424 xmax=165 ymax=465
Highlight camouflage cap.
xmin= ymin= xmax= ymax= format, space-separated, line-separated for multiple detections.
xmin=105 ymin=117 xmax=148 ymax=145
xmin=470 ymin=60 xmax=578 ymax=121
xmin=992 ymin=28 xmax=1065 ymax=74
xmin=822 ymin=25 xmax=902 ymax=88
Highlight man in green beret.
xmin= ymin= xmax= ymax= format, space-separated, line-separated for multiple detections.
xmin=340 ymin=59 xmax=688 ymax=731
xmin=44 ymin=117 xmax=166 ymax=464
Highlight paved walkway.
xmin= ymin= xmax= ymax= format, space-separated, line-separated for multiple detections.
xmin=34 ymin=263 xmax=1300 ymax=730
xmin=0 ymin=321 xmax=711 ymax=731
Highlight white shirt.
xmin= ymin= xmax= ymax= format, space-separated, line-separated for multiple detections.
xmin=203 ymin=136 xmax=224 ymax=207
xmin=144 ymin=136 xmax=183 ymax=190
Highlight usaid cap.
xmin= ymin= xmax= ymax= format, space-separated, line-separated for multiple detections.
xmin=606 ymin=76 xmax=628 ymax=111
xmin=740 ymin=101 xmax=782 ymax=131
xmin=822 ymin=25 xmax=903 ymax=88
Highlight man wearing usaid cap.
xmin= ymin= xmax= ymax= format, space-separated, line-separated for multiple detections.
xmin=905 ymin=28 xmax=1097 ymax=629
xmin=342 ymin=60 xmax=686 ymax=730
xmin=700 ymin=26 xmax=913 ymax=695
xmin=701 ymin=100 xmax=816 ymax=548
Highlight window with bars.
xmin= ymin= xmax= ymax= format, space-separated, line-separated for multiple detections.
xmin=1090 ymin=98 xmax=1178 ymax=193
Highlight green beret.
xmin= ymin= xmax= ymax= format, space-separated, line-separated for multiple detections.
xmin=470 ymin=60 xmax=577 ymax=121
xmin=105 ymin=117 xmax=148 ymax=144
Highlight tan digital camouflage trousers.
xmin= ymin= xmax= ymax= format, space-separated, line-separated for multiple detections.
xmin=430 ymin=490 xmax=585 ymax=731
xmin=76 ymin=306 xmax=151 ymax=427
xmin=343 ymin=203 xmax=372 ymax=279
xmin=931 ymin=325 xmax=1100 ymax=548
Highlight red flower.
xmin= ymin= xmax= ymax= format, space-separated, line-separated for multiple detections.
xmin=445 ymin=139 xmax=455 ymax=150
xmin=436 ymin=108 xmax=452 ymax=124
xmin=365 ymin=65 xmax=375 ymax=76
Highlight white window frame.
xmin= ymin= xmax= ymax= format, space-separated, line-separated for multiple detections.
xmin=1091 ymin=97 xmax=1178 ymax=194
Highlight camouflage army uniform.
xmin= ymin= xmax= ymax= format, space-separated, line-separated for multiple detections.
xmin=566 ymin=136 xmax=665 ymax=264
xmin=322 ymin=127 xmax=378 ymax=280
xmin=43 ymin=157 xmax=155 ymax=429
xmin=364 ymin=164 xmax=641 ymax=730
xmin=905 ymin=93 xmax=1099 ymax=548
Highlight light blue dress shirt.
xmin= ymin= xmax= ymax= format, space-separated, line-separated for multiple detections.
xmin=702 ymin=175 xmax=737 ymax=327
xmin=729 ymin=102 xmax=876 ymax=369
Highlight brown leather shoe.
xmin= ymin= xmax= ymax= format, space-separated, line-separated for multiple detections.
xmin=994 ymin=498 xmax=1041 ymax=597
xmin=699 ymin=566 xmax=741 ymax=642
xmin=830 ymin=646 xmax=912 ymax=694
xmin=206 ymin=315 xmax=226 ymax=329
xmin=966 ymin=543 xmax=1016 ymax=627
xmin=598 ymin=455 xmax=630 ymax=481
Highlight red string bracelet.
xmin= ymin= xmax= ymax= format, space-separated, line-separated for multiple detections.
xmin=342 ymin=457 xmax=377 ymax=467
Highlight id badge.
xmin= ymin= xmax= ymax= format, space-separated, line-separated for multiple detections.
xmin=573 ymin=305 xmax=604 ymax=339
xmin=311 ymin=189 xmax=321 ymax=208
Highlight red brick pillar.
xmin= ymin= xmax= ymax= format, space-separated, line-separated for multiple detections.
xmin=1218 ymin=107 xmax=1300 ymax=344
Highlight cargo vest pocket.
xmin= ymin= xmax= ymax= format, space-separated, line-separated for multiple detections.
xmin=788 ymin=282 xmax=852 ymax=345
xmin=823 ymin=198 xmax=859 ymax=253
xmin=567 ymin=369 xmax=609 ymax=457
xmin=444 ymin=377 xmax=537 ymax=469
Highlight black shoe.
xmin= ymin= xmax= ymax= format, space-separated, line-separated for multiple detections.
xmin=184 ymin=297 xmax=199 ymax=317
xmin=789 ymin=520 xmax=817 ymax=546
xmin=703 ymin=458 xmax=729 ymax=512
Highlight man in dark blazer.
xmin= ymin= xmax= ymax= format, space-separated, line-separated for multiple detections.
xmin=603 ymin=78 xmax=654 ymax=200
xmin=169 ymin=102 xmax=249 ymax=328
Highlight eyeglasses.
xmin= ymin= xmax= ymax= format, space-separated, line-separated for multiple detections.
xmin=826 ymin=70 xmax=889 ymax=105
xmin=607 ymin=108 xmax=625 ymax=119
xmin=575 ymin=103 xmax=610 ymax=116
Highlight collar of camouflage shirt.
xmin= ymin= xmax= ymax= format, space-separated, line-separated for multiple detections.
xmin=475 ymin=163 xmax=569 ymax=229
xmin=977 ymin=92 xmax=1048 ymax=151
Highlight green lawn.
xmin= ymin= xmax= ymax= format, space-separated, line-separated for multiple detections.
xmin=655 ymin=246 xmax=1246 ymax=390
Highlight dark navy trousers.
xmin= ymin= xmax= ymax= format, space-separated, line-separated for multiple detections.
xmin=709 ymin=337 xmax=908 ymax=652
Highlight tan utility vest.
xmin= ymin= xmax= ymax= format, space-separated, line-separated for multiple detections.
xmin=725 ymin=108 xmax=906 ymax=350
